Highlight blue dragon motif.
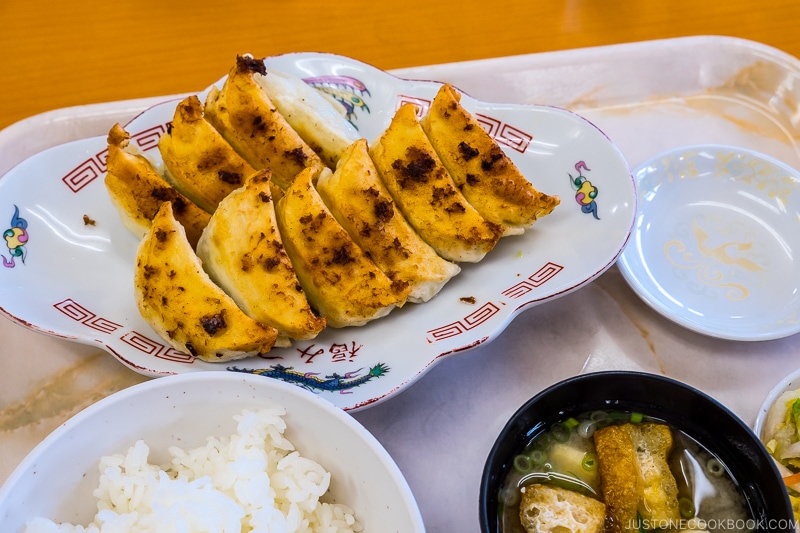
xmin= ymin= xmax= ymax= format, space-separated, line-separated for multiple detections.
xmin=227 ymin=363 xmax=389 ymax=393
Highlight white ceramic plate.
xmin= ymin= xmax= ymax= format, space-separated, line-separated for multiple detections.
xmin=0 ymin=52 xmax=635 ymax=411
xmin=618 ymin=144 xmax=800 ymax=341
xmin=0 ymin=371 xmax=425 ymax=531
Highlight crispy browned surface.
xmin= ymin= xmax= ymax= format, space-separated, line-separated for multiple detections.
xmin=104 ymin=123 xmax=210 ymax=249
xmin=203 ymin=55 xmax=324 ymax=190
xmin=275 ymin=166 xmax=409 ymax=327
xmin=519 ymin=484 xmax=605 ymax=533
xmin=196 ymin=170 xmax=326 ymax=344
xmin=593 ymin=423 xmax=680 ymax=532
xmin=134 ymin=202 xmax=278 ymax=362
xmin=593 ymin=425 xmax=640 ymax=533
xmin=369 ymin=103 xmax=503 ymax=263
xmin=158 ymin=95 xmax=258 ymax=213
xmin=421 ymin=84 xmax=559 ymax=236
xmin=317 ymin=139 xmax=460 ymax=303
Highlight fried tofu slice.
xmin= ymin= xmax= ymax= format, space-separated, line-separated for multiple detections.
xmin=204 ymin=55 xmax=324 ymax=190
xmin=196 ymin=170 xmax=326 ymax=346
xmin=519 ymin=484 xmax=605 ymax=533
xmin=255 ymin=67 xmax=361 ymax=168
xmin=158 ymin=95 xmax=259 ymax=213
xmin=420 ymin=84 xmax=559 ymax=236
xmin=134 ymin=202 xmax=278 ymax=362
xmin=593 ymin=423 xmax=681 ymax=532
xmin=369 ymin=103 xmax=503 ymax=263
xmin=275 ymin=166 xmax=410 ymax=327
xmin=104 ymin=123 xmax=210 ymax=249
xmin=317 ymin=139 xmax=461 ymax=303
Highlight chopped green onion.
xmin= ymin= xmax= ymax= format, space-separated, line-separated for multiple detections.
xmin=679 ymin=496 xmax=696 ymax=518
xmin=706 ymin=457 xmax=725 ymax=477
xmin=550 ymin=422 xmax=571 ymax=443
xmin=577 ymin=419 xmax=596 ymax=439
xmin=581 ymin=452 xmax=598 ymax=472
xmin=530 ymin=449 xmax=547 ymax=465
xmin=630 ymin=412 xmax=644 ymax=424
xmin=513 ymin=454 xmax=533 ymax=473
xmin=590 ymin=410 xmax=609 ymax=422
xmin=564 ymin=417 xmax=580 ymax=429
xmin=531 ymin=432 xmax=551 ymax=450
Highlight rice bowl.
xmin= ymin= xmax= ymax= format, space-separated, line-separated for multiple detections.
xmin=0 ymin=372 xmax=424 ymax=532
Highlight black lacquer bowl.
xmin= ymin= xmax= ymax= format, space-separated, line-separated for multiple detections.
xmin=480 ymin=371 xmax=794 ymax=532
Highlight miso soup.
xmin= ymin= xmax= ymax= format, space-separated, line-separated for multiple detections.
xmin=496 ymin=410 xmax=752 ymax=533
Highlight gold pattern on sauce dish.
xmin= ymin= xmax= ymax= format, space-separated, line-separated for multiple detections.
xmin=664 ymin=217 xmax=767 ymax=302
xmin=715 ymin=151 xmax=797 ymax=206
xmin=658 ymin=155 xmax=699 ymax=183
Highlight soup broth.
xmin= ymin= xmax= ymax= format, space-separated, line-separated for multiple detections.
xmin=497 ymin=410 xmax=751 ymax=533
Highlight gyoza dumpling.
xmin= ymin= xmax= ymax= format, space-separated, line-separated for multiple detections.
xmin=317 ymin=139 xmax=461 ymax=303
xmin=196 ymin=170 xmax=327 ymax=346
xmin=369 ymin=103 xmax=503 ymax=263
xmin=204 ymin=55 xmax=324 ymax=190
xmin=158 ymin=95 xmax=259 ymax=213
xmin=275 ymin=166 xmax=410 ymax=327
xmin=104 ymin=123 xmax=210 ymax=248
xmin=255 ymin=68 xmax=361 ymax=168
xmin=134 ymin=202 xmax=278 ymax=362
xmin=420 ymin=84 xmax=559 ymax=236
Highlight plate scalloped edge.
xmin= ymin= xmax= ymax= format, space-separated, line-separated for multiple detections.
xmin=0 ymin=52 xmax=636 ymax=411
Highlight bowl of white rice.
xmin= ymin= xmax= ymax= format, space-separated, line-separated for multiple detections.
xmin=0 ymin=371 xmax=425 ymax=532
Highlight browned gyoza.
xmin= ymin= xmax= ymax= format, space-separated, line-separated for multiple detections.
xmin=134 ymin=202 xmax=278 ymax=362
xmin=106 ymin=55 xmax=561 ymax=363
xmin=204 ymin=55 xmax=324 ymax=190
xmin=104 ymin=123 xmax=210 ymax=249
xmin=421 ymin=84 xmax=560 ymax=236
xmin=317 ymin=138 xmax=461 ymax=303
xmin=196 ymin=170 xmax=326 ymax=346
xmin=275 ymin=166 xmax=410 ymax=327
xmin=369 ymin=103 xmax=504 ymax=263
xmin=158 ymin=94 xmax=259 ymax=214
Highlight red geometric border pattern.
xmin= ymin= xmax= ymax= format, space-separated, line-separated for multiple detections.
xmin=426 ymin=302 xmax=501 ymax=342
xmin=397 ymin=95 xmax=431 ymax=116
xmin=502 ymin=262 xmax=564 ymax=299
xmin=131 ymin=124 xmax=169 ymax=152
xmin=62 ymin=156 xmax=107 ymax=193
xmin=426 ymin=262 xmax=563 ymax=342
xmin=389 ymin=100 xmax=533 ymax=155
xmin=475 ymin=113 xmax=532 ymax=154
xmin=52 ymin=299 xmax=194 ymax=364
xmin=61 ymin=123 xmax=169 ymax=193
xmin=121 ymin=331 xmax=194 ymax=363
xmin=475 ymin=114 xmax=501 ymax=136
xmin=53 ymin=299 xmax=123 ymax=334
xmin=496 ymin=123 xmax=533 ymax=153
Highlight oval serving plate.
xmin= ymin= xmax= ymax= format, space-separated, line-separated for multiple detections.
xmin=0 ymin=52 xmax=635 ymax=411
xmin=618 ymin=144 xmax=800 ymax=341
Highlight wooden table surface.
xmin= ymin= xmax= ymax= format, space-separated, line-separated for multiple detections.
xmin=2 ymin=0 xmax=800 ymax=131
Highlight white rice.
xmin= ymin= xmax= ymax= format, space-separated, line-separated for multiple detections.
xmin=24 ymin=408 xmax=362 ymax=533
